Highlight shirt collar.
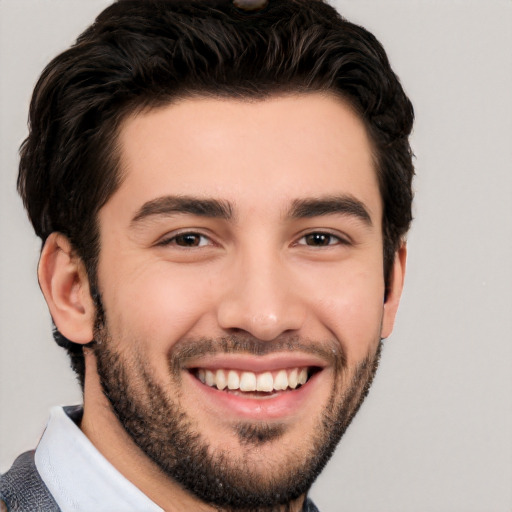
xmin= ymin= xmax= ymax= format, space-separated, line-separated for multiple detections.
xmin=34 ymin=405 xmax=163 ymax=512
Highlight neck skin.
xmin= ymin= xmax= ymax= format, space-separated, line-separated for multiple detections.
xmin=80 ymin=349 xmax=306 ymax=512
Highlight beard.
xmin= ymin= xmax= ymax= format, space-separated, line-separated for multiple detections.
xmin=92 ymin=306 xmax=382 ymax=512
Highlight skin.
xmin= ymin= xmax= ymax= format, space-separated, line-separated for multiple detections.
xmin=39 ymin=93 xmax=406 ymax=511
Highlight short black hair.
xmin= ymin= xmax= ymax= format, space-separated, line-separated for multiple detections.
xmin=18 ymin=0 xmax=414 ymax=387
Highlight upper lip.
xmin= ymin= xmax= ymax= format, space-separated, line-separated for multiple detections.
xmin=184 ymin=353 xmax=328 ymax=373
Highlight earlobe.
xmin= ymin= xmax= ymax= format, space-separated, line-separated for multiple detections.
xmin=381 ymin=244 xmax=407 ymax=339
xmin=38 ymin=233 xmax=95 ymax=344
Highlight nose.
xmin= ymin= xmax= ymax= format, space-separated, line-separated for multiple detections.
xmin=216 ymin=250 xmax=307 ymax=341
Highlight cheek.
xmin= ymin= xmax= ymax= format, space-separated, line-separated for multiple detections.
xmin=99 ymin=262 xmax=216 ymax=352
xmin=308 ymin=265 xmax=385 ymax=362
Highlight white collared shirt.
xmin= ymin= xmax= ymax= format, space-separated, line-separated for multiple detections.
xmin=34 ymin=406 xmax=163 ymax=512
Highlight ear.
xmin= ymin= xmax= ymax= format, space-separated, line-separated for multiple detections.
xmin=380 ymin=244 xmax=407 ymax=339
xmin=38 ymin=233 xmax=95 ymax=344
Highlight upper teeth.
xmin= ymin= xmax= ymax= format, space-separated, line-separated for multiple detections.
xmin=196 ymin=368 xmax=308 ymax=392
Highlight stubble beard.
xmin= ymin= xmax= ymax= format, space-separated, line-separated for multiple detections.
xmin=92 ymin=310 xmax=382 ymax=512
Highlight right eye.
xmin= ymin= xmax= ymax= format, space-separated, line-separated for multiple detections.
xmin=158 ymin=232 xmax=212 ymax=248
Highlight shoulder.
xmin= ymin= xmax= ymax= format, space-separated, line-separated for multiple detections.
xmin=303 ymin=497 xmax=320 ymax=512
xmin=0 ymin=451 xmax=60 ymax=512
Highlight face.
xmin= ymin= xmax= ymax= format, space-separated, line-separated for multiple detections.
xmin=91 ymin=93 xmax=401 ymax=508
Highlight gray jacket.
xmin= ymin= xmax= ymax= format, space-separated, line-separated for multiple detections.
xmin=0 ymin=450 xmax=60 ymax=511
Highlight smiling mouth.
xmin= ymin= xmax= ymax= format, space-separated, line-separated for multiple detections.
xmin=192 ymin=367 xmax=319 ymax=394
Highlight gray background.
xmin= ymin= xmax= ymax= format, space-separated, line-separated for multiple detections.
xmin=1 ymin=1 xmax=511 ymax=511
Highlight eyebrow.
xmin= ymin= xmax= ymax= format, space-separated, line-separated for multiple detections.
xmin=288 ymin=195 xmax=373 ymax=226
xmin=131 ymin=195 xmax=233 ymax=225
xmin=130 ymin=194 xmax=372 ymax=227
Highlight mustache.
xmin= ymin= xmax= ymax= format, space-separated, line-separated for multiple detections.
xmin=168 ymin=334 xmax=347 ymax=376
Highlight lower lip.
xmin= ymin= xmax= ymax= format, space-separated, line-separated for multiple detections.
xmin=184 ymin=370 xmax=321 ymax=420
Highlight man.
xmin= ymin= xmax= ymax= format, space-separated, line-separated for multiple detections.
xmin=0 ymin=0 xmax=414 ymax=510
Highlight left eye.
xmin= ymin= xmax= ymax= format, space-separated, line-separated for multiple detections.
xmin=161 ymin=232 xmax=210 ymax=248
xmin=298 ymin=232 xmax=343 ymax=247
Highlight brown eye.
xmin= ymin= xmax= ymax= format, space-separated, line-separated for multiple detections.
xmin=173 ymin=233 xmax=205 ymax=247
xmin=157 ymin=231 xmax=213 ymax=249
xmin=303 ymin=233 xmax=337 ymax=246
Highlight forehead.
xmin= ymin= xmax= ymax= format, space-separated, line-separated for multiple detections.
xmin=110 ymin=93 xmax=380 ymax=220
